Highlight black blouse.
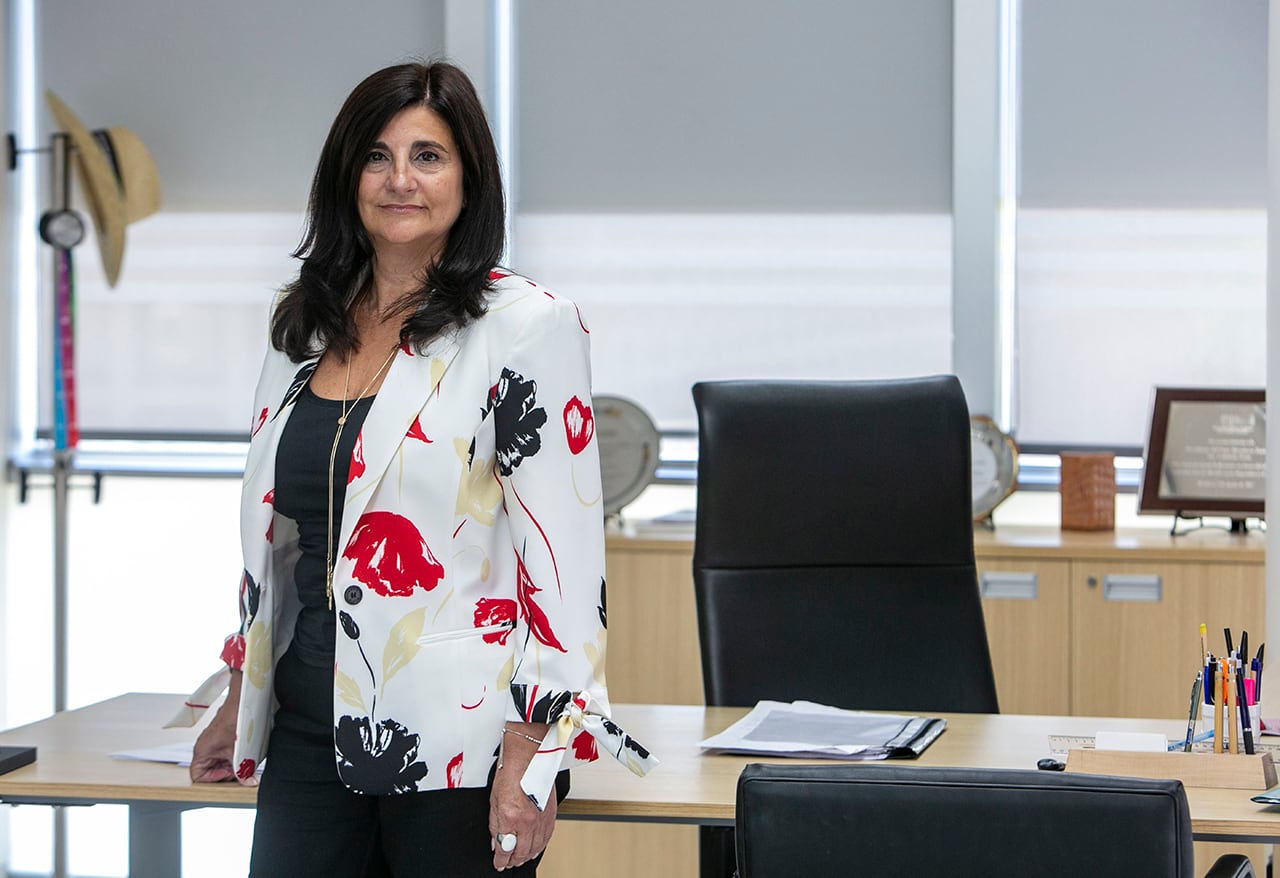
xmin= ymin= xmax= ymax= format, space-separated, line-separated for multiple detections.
xmin=274 ymin=384 xmax=375 ymax=668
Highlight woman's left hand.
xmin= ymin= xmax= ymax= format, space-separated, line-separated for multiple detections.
xmin=490 ymin=722 xmax=556 ymax=871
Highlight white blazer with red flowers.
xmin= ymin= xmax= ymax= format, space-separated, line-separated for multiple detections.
xmin=216 ymin=272 xmax=654 ymax=806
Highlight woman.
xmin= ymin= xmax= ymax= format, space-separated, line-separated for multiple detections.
xmin=188 ymin=61 xmax=654 ymax=876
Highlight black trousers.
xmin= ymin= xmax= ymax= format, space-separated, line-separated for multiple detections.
xmin=249 ymin=646 xmax=567 ymax=877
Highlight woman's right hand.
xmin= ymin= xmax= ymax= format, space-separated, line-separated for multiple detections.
xmin=189 ymin=669 xmax=253 ymax=784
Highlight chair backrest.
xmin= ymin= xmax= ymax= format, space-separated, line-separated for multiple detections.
xmin=735 ymin=763 xmax=1197 ymax=878
xmin=691 ymin=376 xmax=998 ymax=712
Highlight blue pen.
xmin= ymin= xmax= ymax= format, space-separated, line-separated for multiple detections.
xmin=1170 ymin=729 xmax=1214 ymax=751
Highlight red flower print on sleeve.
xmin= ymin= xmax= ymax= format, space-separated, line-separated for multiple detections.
xmin=515 ymin=552 xmax=566 ymax=652
xmin=220 ymin=633 xmax=245 ymax=670
xmin=447 ymin=752 xmax=464 ymax=788
xmin=237 ymin=758 xmax=256 ymax=780
xmin=572 ymin=729 xmax=599 ymax=762
xmin=563 ymin=396 xmax=594 ymax=456
xmin=251 ymin=406 xmax=268 ymax=438
xmin=348 ymin=432 xmax=366 ymax=484
xmin=344 ymin=511 xmax=444 ymax=596
xmin=473 ymin=598 xmax=517 ymax=644
xmin=406 ymin=415 xmax=432 ymax=443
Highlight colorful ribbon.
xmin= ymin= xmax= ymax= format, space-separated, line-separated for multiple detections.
xmin=53 ymin=248 xmax=79 ymax=450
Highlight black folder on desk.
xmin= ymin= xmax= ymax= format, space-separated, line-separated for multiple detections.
xmin=699 ymin=701 xmax=946 ymax=760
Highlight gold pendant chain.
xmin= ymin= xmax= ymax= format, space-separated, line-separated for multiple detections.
xmin=325 ymin=343 xmax=400 ymax=609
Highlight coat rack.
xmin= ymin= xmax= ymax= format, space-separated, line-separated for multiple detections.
xmin=7 ymin=92 xmax=160 ymax=878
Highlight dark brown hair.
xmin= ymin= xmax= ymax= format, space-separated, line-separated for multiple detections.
xmin=271 ymin=61 xmax=505 ymax=361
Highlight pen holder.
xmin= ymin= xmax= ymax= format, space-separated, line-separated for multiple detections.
xmin=1059 ymin=453 xmax=1115 ymax=531
xmin=1199 ymin=678 xmax=1260 ymax=742
xmin=1066 ymin=749 xmax=1276 ymax=791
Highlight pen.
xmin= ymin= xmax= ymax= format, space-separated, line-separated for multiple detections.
xmin=1238 ymin=656 xmax=1255 ymax=754
xmin=1256 ymin=643 xmax=1265 ymax=697
xmin=1183 ymin=675 xmax=1202 ymax=752
xmin=1214 ymin=658 xmax=1225 ymax=753
xmin=1226 ymin=628 xmax=1235 ymax=658
xmin=1201 ymin=623 xmax=1209 ymax=666
xmin=1169 ymin=729 xmax=1214 ymax=751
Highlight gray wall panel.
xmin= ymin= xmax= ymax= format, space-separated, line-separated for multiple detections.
xmin=1020 ymin=0 xmax=1267 ymax=208
xmin=516 ymin=0 xmax=953 ymax=212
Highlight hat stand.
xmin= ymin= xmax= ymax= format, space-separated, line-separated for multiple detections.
xmin=8 ymin=127 xmax=92 ymax=878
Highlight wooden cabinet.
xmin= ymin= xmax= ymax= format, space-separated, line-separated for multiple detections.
xmin=975 ymin=556 xmax=1072 ymax=715
xmin=974 ymin=528 xmax=1265 ymax=718
xmin=595 ymin=525 xmax=1266 ymax=717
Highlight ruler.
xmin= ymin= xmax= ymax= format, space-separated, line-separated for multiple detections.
xmin=1048 ymin=735 xmax=1095 ymax=754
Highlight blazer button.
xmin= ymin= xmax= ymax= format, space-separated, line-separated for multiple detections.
xmin=343 ymin=585 xmax=363 ymax=605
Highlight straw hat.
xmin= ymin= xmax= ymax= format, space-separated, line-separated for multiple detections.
xmin=45 ymin=90 xmax=161 ymax=287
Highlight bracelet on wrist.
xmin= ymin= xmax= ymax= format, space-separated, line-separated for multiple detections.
xmin=502 ymin=727 xmax=544 ymax=745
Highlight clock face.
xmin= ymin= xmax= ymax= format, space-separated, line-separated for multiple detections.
xmin=593 ymin=395 xmax=660 ymax=516
xmin=39 ymin=209 xmax=86 ymax=249
xmin=971 ymin=416 xmax=1017 ymax=520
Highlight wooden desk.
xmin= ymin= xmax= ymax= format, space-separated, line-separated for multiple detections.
xmin=3 ymin=695 xmax=1280 ymax=876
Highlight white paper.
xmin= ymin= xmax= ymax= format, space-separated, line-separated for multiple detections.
xmin=110 ymin=741 xmax=195 ymax=767
xmin=1095 ymin=731 xmax=1168 ymax=752
xmin=698 ymin=700 xmax=945 ymax=760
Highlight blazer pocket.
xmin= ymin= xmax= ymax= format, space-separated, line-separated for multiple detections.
xmin=416 ymin=620 xmax=515 ymax=647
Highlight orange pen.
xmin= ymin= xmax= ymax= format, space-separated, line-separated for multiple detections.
xmin=1227 ymin=659 xmax=1239 ymax=754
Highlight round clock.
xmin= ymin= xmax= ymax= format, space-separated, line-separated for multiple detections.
xmin=593 ymin=395 xmax=661 ymax=517
xmin=971 ymin=415 xmax=1018 ymax=521
xmin=39 ymin=208 xmax=87 ymax=249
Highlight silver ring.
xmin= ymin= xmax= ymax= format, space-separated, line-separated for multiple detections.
xmin=497 ymin=832 xmax=517 ymax=853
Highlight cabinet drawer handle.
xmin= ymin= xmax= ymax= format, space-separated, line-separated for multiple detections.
xmin=979 ymin=572 xmax=1038 ymax=600
xmin=1102 ymin=574 xmax=1162 ymax=602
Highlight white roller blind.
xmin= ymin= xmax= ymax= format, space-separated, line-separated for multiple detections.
xmin=516 ymin=0 xmax=953 ymax=212
xmin=513 ymin=0 xmax=955 ymax=429
xmin=1014 ymin=0 xmax=1267 ymax=447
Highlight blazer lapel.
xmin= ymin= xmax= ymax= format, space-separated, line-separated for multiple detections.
xmin=338 ymin=334 xmax=462 ymax=550
xmin=241 ymin=354 xmax=320 ymax=566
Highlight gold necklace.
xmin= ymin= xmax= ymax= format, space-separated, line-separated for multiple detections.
xmin=325 ymin=343 xmax=399 ymax=609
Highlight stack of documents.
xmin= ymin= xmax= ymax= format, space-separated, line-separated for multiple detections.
xmin=698 ymin=700 xmax=946 ymax=760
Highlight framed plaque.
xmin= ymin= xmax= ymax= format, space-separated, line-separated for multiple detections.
xmin=1137 ymin=387 xmax=1265 ymax=523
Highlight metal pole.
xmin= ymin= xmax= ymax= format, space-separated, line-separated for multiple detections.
xmin=48 ymin=128 xmax=72 ymax=878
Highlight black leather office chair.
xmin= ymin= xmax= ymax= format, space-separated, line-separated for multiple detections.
xmin=692 ymin=376 xmax=1001 ymax=876
xmin=735 ymin=763 xmax=1255 ymax=878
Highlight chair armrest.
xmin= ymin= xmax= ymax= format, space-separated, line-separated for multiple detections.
xmin=1203 ymin=854 xmax=1255 ymax=878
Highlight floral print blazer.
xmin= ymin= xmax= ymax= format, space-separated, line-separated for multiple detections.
xmin=217 ymin=273 xmax=654 ymax=806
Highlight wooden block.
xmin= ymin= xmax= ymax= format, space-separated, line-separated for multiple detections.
xmin=1060 ymin=452 xmax=1116 ymax=531
xmin=1065 ymin=748 xmax=1276 ymax=791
